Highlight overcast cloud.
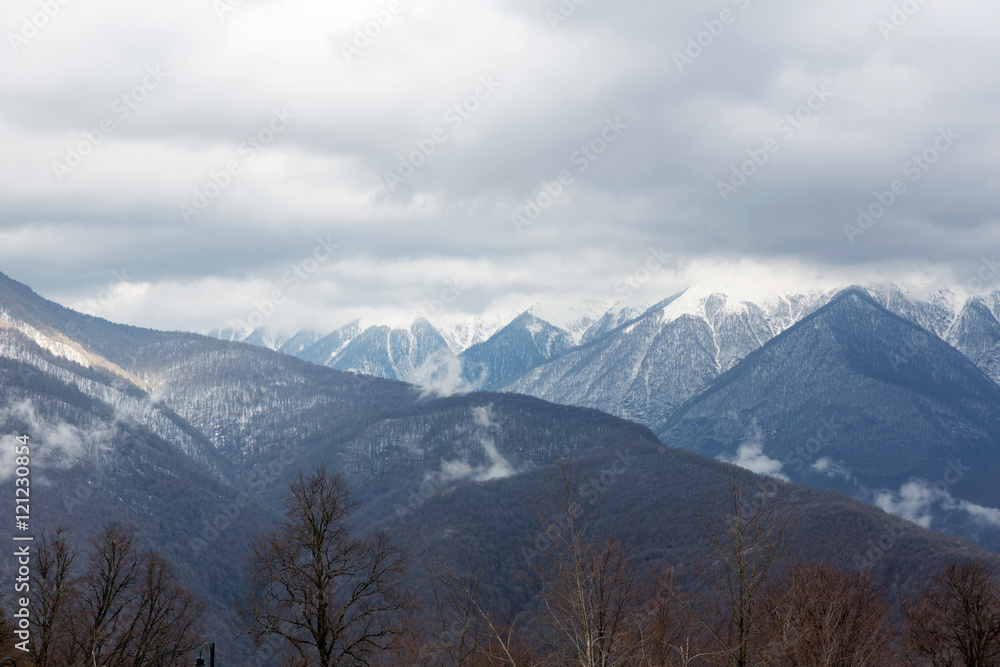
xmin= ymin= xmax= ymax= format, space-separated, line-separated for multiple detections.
xmin=2 ymin=0 xmax=998 ymax=333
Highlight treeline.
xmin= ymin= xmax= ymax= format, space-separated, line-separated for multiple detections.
xmin=4 ymin=464 xmax=1000 ymax=666
xmin=0 ymin=524 xmax=204 ymax=666
xmin=388 ymin=466 xmax=1000 ymax=667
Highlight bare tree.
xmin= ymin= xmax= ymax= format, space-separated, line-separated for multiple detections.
xmin=0 ymin=592 xmax=16 ymax=657
xmin=409 ymin=562 xmax=495 ymax=666
xmin=761 ymin=563 xmax=894 ymax=666
xmin=905 ymin=560 xmax=1000 ymax=667
xmin=628 ymin=567 xmax=711 ymax=667
xmin=406 ymin=543 xmax=524 ymax=667
xmin=530 ymin=460 xmax=640 ymax=667
xmin=119 ymin=552 xmax=205 ymax=665
xmin=30 ymin=528 xmax=78 ymax=667
xmin=72 ymin=522 xmax=144 ymax=665
xmin=412 ymin=459 xmax=641 ymax=667
xmin=244 ymin=466 xmax=413 ymax=666
xmin=695 ymin=468 xmax=794 ymax=667
xmin=30 ymin=523 xmax=204 ymax=667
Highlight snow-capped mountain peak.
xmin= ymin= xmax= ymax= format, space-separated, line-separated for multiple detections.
xmin=527 ymin=298 xmax=612 ymax=344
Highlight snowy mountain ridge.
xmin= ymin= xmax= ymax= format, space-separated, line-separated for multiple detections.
xmin=207 ymin=282 xmax=1000 ymax=401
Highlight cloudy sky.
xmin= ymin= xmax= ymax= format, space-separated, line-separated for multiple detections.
xmin=2 ymin=0 xmax=999 ymax=334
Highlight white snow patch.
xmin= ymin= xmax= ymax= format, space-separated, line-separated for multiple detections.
xmin=0 ymin=311 xmax=90 ymax=367
xmin=529 ymin=299 xmax=611 ymax=344
xmin=425 ymin=311 xmax=512 ymax=353
xmin=656 ymin=283 xmax=832 ymax=331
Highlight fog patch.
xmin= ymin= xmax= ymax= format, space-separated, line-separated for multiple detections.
xmin=811 ymin=457 xmax=854 ymax=482
xmin=719 ymin=432 xmax=789 ymax=482
xmin=0 ymin=400 xmax=113 ymax=481
xmin=874 ymin=479 xmax=1000 ymax=531
xmin=414 ymin=350 xmax=472 ymax=398
xmin=426 ymin=404 xmax=519 ymax=488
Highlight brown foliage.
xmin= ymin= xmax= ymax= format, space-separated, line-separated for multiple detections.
xmin=627 ymin=567 xmax=711 ymax=667
xmin=530 ymin=461 xmax=641 ymax=667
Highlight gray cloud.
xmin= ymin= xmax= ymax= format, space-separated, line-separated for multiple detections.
xmin=2 ymin=0 xmax=999 ymax=332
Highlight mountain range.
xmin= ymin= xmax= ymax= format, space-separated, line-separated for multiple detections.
xmin=3 ymin=270 xmax=1000 ymax=659
xmin=221 ymin=282 xmax=1000 ymax=400
xmin=212 ymin=281 xmax=1000 ymax=549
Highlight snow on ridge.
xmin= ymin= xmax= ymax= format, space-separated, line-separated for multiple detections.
xmin=606 ymin=298 xmax=654 ymax=318
xmin=209 ymin=280 xmax=995 ymax=364
xmin=647 ymin=283 xmax=842 ymax=329
xmin=654 ymin=284 xmax=769 ymax=325
xmin=528 ymin=299 xmax=612 ymax=344
xmin=428 ymin=311 xmax=512 ymax=353
xmin=867 ymin=282 xmax=966 ymax=319
xmin=0 ymin=310 xmax=91 ymax=367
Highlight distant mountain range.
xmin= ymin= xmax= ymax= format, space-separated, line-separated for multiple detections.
xmin=207 ymin=299 xmax=629 ymax=390
xmin=211 ymin=282 xmax=1000 ymax=550
xmin=3 ymin=270 xmax=1000 ymax=660
xmin=216 ymin=283 xmax=1000 ymax=396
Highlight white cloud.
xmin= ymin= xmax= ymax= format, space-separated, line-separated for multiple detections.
xmin=426 ymin=404 xmax=519 ymax=488
xmin=874 ymin=479 xmax=1000 ymax=531
xmin=414 ymin=351 xmax=472 ymax=399
xmin=720 ymin=442 xmax=790 ymax=482
xmin=0 ymin=400 xmax=114 ymax=481
xmin=957 ymin=502 xmax=1000 ymax=530
xmin=874 ymin=480 xmax=941 ymax=529
xmin=810 ymin=457 xmax=853 ymax=482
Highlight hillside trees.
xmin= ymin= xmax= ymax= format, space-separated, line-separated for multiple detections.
xmin=17 ymin=461 xmax=1000 ymax=665
xmin=237 ymin=462 xmax=1000 ymax=667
